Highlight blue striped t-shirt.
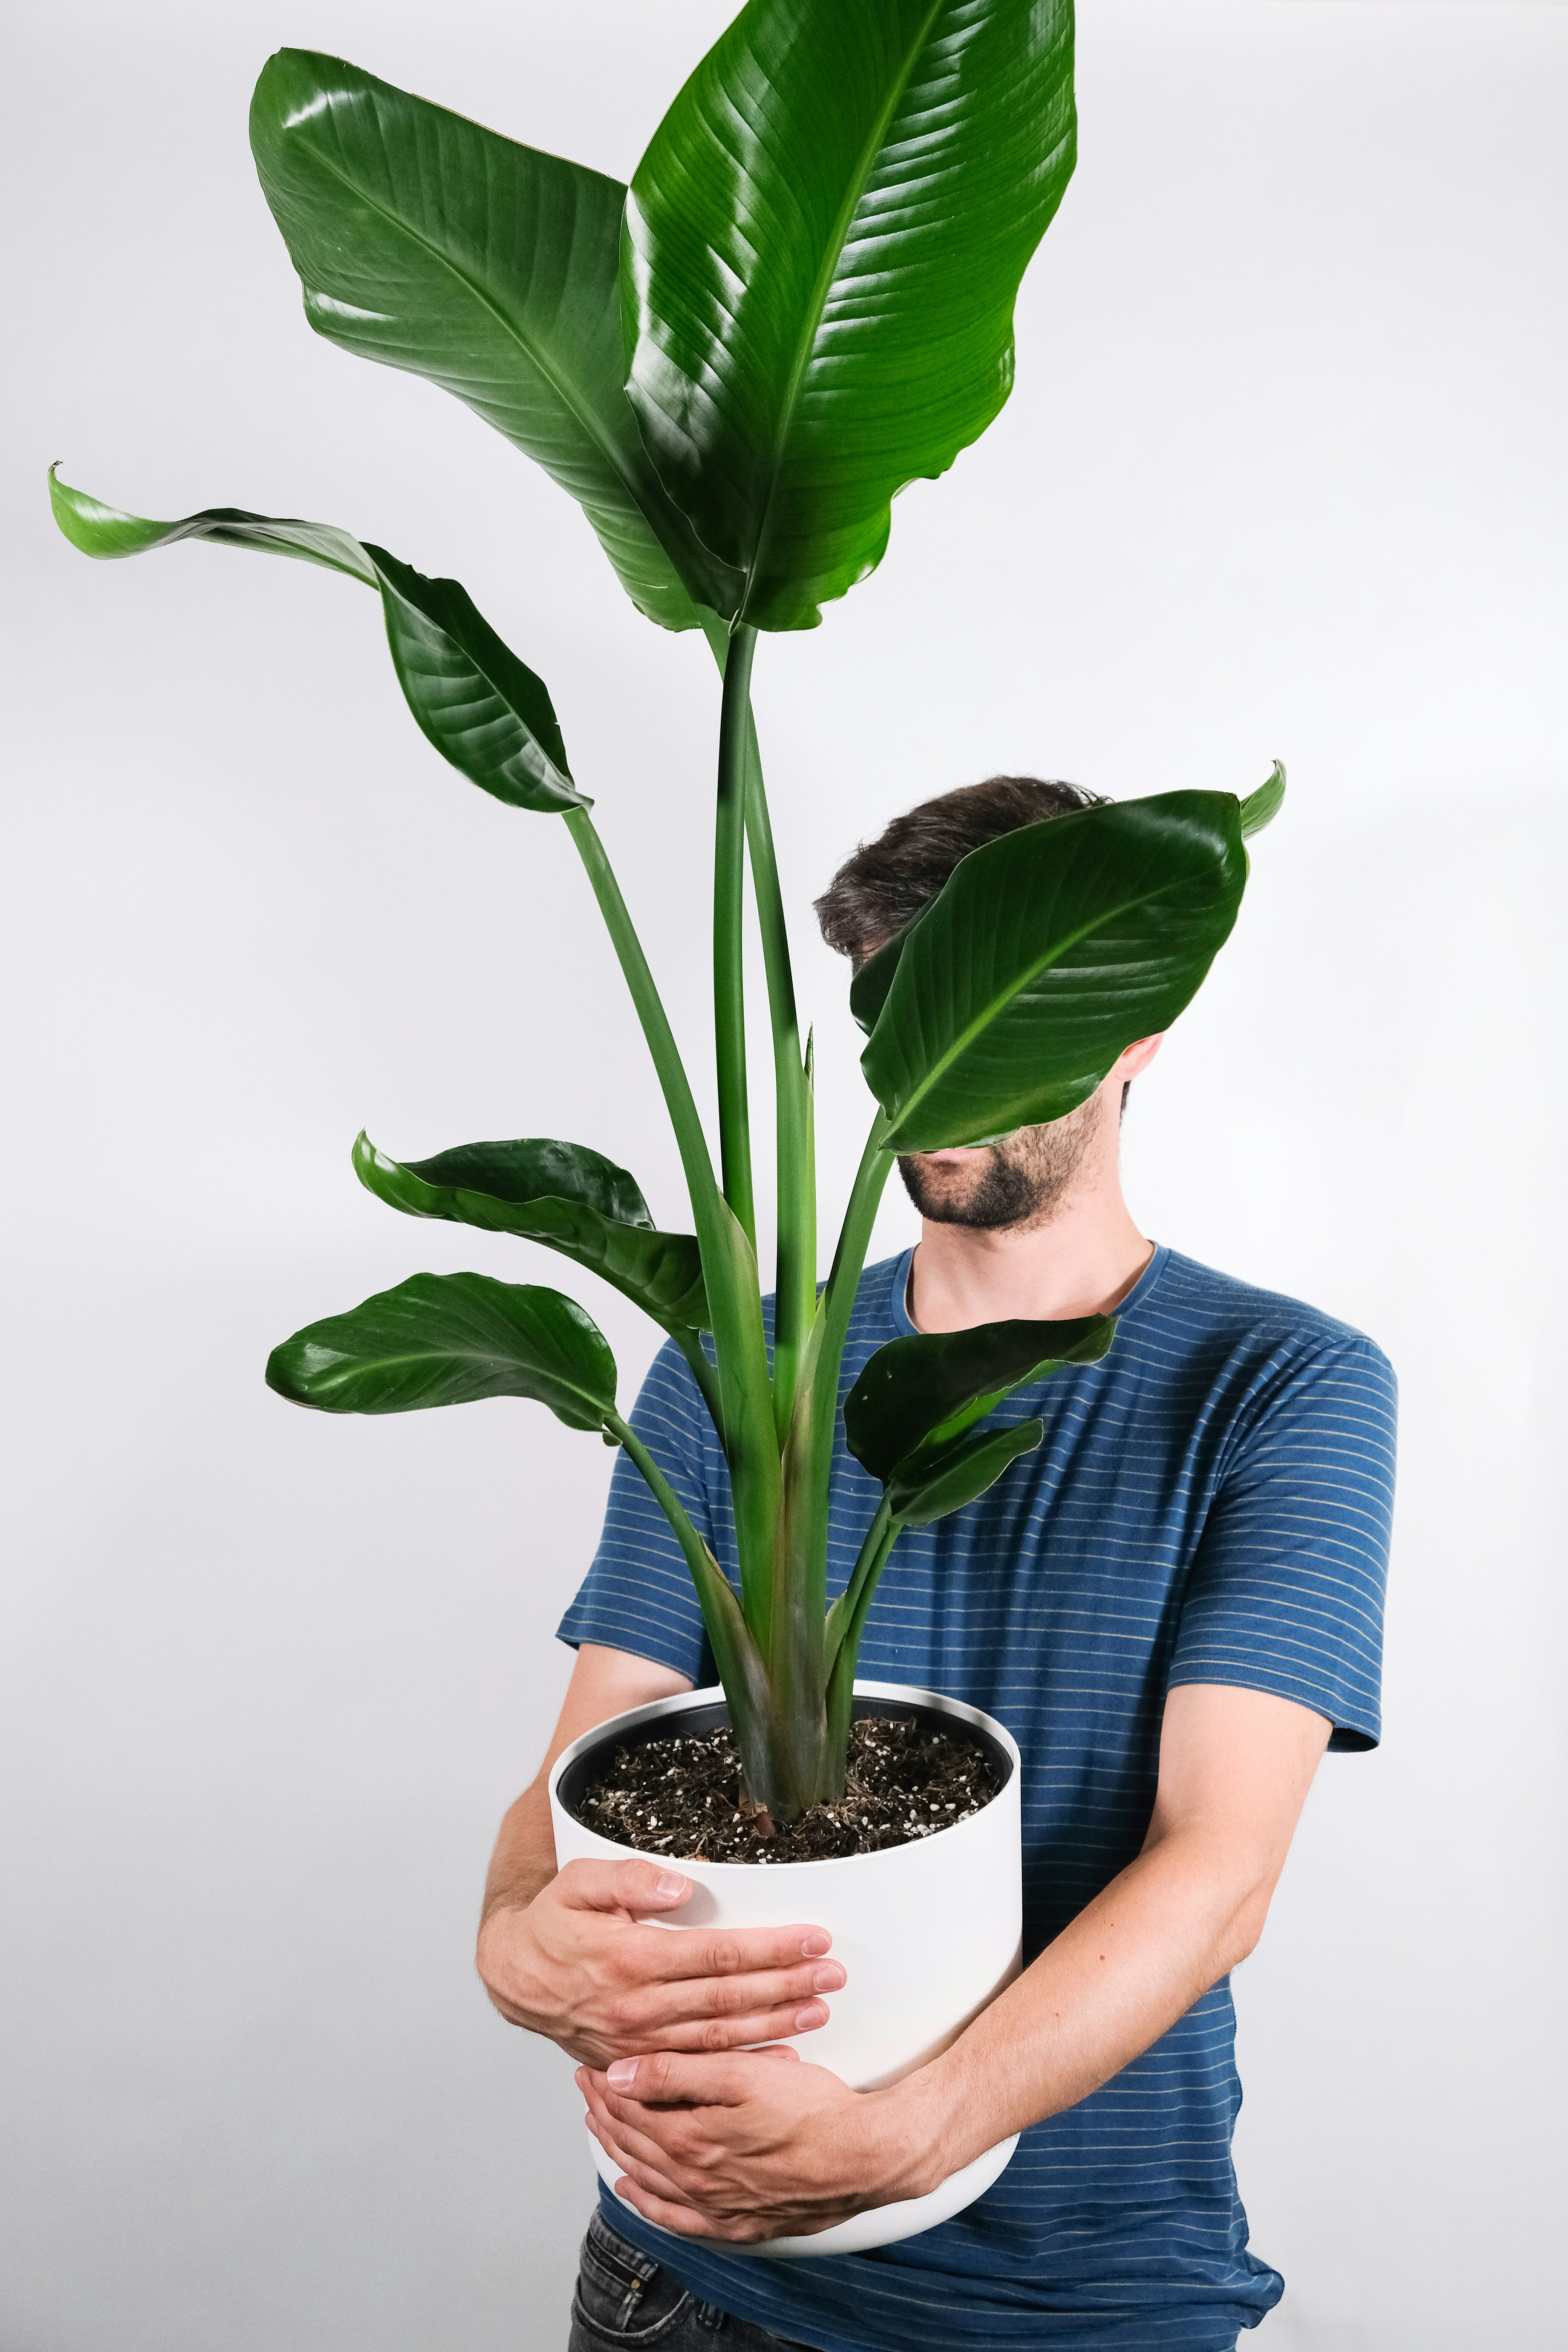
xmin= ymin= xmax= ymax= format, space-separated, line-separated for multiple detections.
xmin=557 ymin=1242 xmax=1397 ymax=2352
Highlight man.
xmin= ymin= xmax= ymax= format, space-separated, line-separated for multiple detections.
xmin=477 ymin=776 xmax=1397 ymax=2352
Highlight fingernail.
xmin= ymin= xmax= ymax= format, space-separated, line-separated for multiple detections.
xmin=654 ymin=1870 xmax=688 ymax=1899
xmin=795 ymin=2002 xmax=826 ymax=2031
xmin=606 ymin=2058 xmax=639 ymax=2090
xmin=812 ymin=1963 xmax=845 ymax=1992
xmin=800 ymin=1931 xmax=830 ymax=1958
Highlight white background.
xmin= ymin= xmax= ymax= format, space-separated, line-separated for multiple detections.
xmin=3 ymin=3 xmax=1564 ymax=2347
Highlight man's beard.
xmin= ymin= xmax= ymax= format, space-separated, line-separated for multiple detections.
xmin=897 ymin=1098 xmax=1101 ymax=1233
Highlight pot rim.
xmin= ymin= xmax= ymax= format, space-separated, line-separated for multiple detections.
xmin=549 ymin=1678 xmax=1020 ymax=1876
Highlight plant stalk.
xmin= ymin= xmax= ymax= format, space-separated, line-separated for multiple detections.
xmin=761 ymin=1396 xmax=830 ymax=1816
xmin=564 ymin=807 xmax=719 ymax=1221
xmin=564 ymin=806 xmax=779 ymax=1635
xmin=823 ymin=1495 xmax=894 ymax=1678
xmin=808 ymin=1115 xmax=896 ymax=1488
xmin=742 ymin=724 xmax=816 ymax=1446
xmin=714 ymin=627 xmax=758 ymax=1251
xmin=605 ymin=1409 xmax=783 ymax=1801
xmin=672 ymin=1327 xmax=725 ymax=1443
xmin=822 ymin=1507 xmax=902 ymax=1797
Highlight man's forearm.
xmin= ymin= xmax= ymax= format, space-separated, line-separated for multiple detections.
xmin=480 ymin=1645 xmax=692 ymax=1939
xmin=903 ymin=1821 xmax=1273 ymax=2184
xmin=481 ymin=1778 xmax=559 ymax=1928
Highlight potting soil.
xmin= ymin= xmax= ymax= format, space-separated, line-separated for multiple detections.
xmin=568 ymin=1711 xmax=998 ymax=1862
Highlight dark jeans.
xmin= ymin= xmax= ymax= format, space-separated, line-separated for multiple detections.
xmin=568 ymin=2210 xmax=822 ymax=2351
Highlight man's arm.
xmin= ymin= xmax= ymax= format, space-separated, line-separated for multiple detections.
xmin=580 ymin=1683 xmax=1331 ymax=2240
xmin=479 ymin=1642 xmax=690 ymax=1923
xmin=476 ymin=1642 xmax=847 ymax=2069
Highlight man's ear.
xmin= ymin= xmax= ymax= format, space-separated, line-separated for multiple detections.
xmin=1110 ymin=1034 xmax=1165 ymax=1084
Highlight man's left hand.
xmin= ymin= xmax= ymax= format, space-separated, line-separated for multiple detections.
xmin=576 ymin=2045 xmax=936 ymax=2242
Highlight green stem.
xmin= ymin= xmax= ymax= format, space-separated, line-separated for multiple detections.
xmin=822 ymin=1508 xmax=903 ymax=1798
xmin=808 ymin=1115 xmax=896 ymax=1485
xmin=743 ymin=727 xmax=815 ymax=1447
xmin=565 ymin=807 xmax=777 ymax=1616
xmin=672 ymin=1328 xmax=725 ymax=1444
xmin=606 ymin=1410 xmax=780 ymax=1796
xmin=714 ymin=627 xmax=758 ymax=1251
xmin=822 ymin=1495 xmax=894 ymax=1678
xmin=564 ymin=808 xmax=719 ymax=1223
xmin=761 ymin=1391 xmax=831 ymax=1815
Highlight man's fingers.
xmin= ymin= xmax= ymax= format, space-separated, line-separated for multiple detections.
xmin=553 ymin=1864 xmax=834 ymax=1986
xmin=632 ymin=1921 xmax=836 ymax=1984
xmin=554 ymin=1857 xmax=695 ymax=1917
xmin=645 ymin=1998 xmax=829 ymax=2052
xmin=585 ymin=2111 xmax=693 ymax=2206
xmin=579 ymin=2067 xmax=712 ymax=2183
xmin=587 ymin=2095 xmax=712 ymax=2198
xmin=610 ymin=2173 xmax=774 ymax=2244
xmin=616 ymin=1954 xmax=844 ymax=2037
xmin=597 ymin=2049 xmax=793 ymax=2107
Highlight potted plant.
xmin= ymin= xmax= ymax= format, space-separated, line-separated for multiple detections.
xmin=50 ymin=0 xmax=1282 ymax=2257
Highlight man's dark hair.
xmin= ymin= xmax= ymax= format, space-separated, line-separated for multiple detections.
xmin=814 ymin=774 xmax=1108 ymax=964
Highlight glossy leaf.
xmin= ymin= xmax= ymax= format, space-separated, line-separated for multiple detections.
xmin=845 ymin=1312 xmax=1114 ymax=1486
xmin=364 ymin=547 xmax=581 ymax=810
xmin=353 ymin=1133 xmax=710 ymax=1334
xmin=887 ymin=1416 xmax=1044 ymax=1525
xmin=848 ymin=913 xmax=924 ymax=1038
xmin=861 ymin=791 xmax=1249 ymax=1150
xmin=1240 ymin=760 xmax=1287 ymax=838
xmin=49 ymin=466 xmax=375 ymax=582
xmin=250 ymin=49 xmax=741 ymax=629
xmin=624 ymin=0 xmax=1076 ymax=629
xmin=265 ymin=1272 xmax=616 ymax=1427
xmin=48 ymin=472 xmax=585 ymax=813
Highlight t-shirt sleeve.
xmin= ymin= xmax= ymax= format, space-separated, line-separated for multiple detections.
xmin=556 ymin=1335 xmax=723 ymax=1684
xmin=1167 ymin=1334 xmax=1397 ymax=1750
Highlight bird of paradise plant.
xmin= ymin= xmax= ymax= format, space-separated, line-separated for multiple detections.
xmin=51 ymin=0 xmax=1282 ymax=1825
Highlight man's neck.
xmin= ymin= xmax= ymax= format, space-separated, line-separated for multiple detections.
xmin=905 ymin=1170 xmax=1153 ymax=1334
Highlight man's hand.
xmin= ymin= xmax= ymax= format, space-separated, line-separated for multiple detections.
xmin=570 ymin=1683 xmax=1334 ymax=2234
xmin=577 ymin=2046 xmax=932 ymax=2241
xmin=477 ymin=1860 xmax=847 ymax=2070
xmin=475 ymin=1646 xmax=847 ymax=2069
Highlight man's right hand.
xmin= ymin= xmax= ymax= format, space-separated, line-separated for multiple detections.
xmin=477 ymin=1857 xmax=846 ymax=2069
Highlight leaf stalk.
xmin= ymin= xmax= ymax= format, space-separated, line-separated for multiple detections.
xmin=714 ymin=626 xmax=758 ymax=1250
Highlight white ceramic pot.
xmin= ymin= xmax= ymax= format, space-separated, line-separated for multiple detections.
xmin=550 ymin=1678 xmax=1022 ymax=2259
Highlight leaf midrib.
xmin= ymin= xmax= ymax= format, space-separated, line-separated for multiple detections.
xmin=741 ymin=0 xmax=949 ymax=615
xmin=321 ymin=1335 xmax=607 ymax=1410
xmin=376 ymin=567 xmax=581 ymax=794
xmin=284 ymin=100 xmax=685 ymax=593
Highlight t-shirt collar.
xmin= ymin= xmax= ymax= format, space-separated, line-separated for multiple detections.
xmin=890 ymin=1239 xmax=1171 ymax=1338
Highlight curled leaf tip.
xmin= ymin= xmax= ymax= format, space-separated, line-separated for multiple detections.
xmin=1239 ymin=761 xmax=1286 ymax=839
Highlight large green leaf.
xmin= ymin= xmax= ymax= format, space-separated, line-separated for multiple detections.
xmin=623 ymin=0 xmax=1076 ymax=629
xmin=48 ymin=471 xmax=584 ymax=813
xmin=845 ymin=1312 xmax=1114 ymax=1486
xmin=353 ymin=1133 xmax=710 ymax=1334
xmin=249 ymin=49 xmax=740 ymax=629
xmin=266 ymin=1271 xmax=616 ymax=1427
xmin=861 ymin=791 xmax=1249 ymax=1150
xmin=847 ymin=912 xmax=924 ymax=1038
xmin=48 ymin=469 xmax=375 ymax=581
xmin=887 ymin=1417 xmax=1044 ymax=1524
